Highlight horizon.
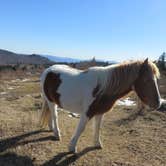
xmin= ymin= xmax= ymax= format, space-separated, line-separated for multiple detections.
xmin=0 ymin=0 xmax=166 ymax=62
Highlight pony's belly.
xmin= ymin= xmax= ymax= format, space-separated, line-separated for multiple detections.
xmin=58 ymin=88 xmax=95 ymax=114
xmin=60 ymin=96 xmax=83 ymax=114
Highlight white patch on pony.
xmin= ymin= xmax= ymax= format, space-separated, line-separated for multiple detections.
xmin=42 ymin=65 xmax=112 ymax=114
xmin=57 ymin=66 xmax=97 ymax=114
xmin=154 ymin=77 xmax=162 ymax=108
xmin=41 ymin=64 xmax=116 ymax=115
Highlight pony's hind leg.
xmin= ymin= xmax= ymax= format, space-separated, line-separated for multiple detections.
xmin=93 ymin=114 xmax=103 ymax=148
xmin=69 ymin=113 xmax=89 ymax=153
xmin=48 ymin=102 xmax=61 ymax=140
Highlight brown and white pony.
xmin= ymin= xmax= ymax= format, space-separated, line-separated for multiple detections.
xmin=40 ymin=59 xmax=161 ymax=152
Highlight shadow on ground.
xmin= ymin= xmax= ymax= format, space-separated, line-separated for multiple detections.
xmin=114 ymin=108 xmax=166 ymax=126
xmin=0 ymin=133 xmax=102 ymax=166
xmin=0 ymin=152 xmax=34 ymax=166
xmin=114 ymin=109 xmax=144 ymax=126
xmin=0 ymin=129 xmax=56 ymax=153
xmin=43 ymin=146 xmax=101 ymax=166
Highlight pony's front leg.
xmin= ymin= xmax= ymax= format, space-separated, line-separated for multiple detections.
xmin=48 ymin=115 xmax=53 ymax=131
xmin=93 ymin=114 xmax=103 ymax=148
xmin=48 ymin=102 xmax=61 ymax=140
xmin=69 ymin=114 xmax=89 ymax=153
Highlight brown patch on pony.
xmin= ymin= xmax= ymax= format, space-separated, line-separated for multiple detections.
xmin=86 ymin=59 xmax=160 ymax=118
xmin=87 ymin=88 xmax=132 ymax=118
xmin=44 ymin=72 xmax=62 ymax=107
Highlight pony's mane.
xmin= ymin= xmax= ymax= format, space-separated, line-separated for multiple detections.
xmin=101 ymin=60 xmax=160 ymax=97
xmin=147 ymin=60 xmax=160 ymax=78
xmin=117 ymin=59 xmax=160 ymax=77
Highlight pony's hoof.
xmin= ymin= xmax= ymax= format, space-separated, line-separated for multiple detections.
xmin=95 ymin=144 xmax=103 ymax=149
xmin=55 ymin=136 xmax=61 ymax=141
xmin=54 ymin=133 xmax=61 ymax=141
xmin=94 ymin=142 xmax=103 ymax=149
xmin=68 ymin=146 xmax=77 ymax=153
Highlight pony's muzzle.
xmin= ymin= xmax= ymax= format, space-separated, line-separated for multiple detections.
xmin=157 ymin=99 xmax=166 ymax=112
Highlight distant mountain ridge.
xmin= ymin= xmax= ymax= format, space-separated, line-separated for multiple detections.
xmin=42 ymin=55 xmax=81 ymax=63
xmin=0 ymin=49 xmax=52 ymax=65
xmin=0 ymin=49 xmax=117 ymax=65
xmin=42 ymin=55 xmax=117 ymax=64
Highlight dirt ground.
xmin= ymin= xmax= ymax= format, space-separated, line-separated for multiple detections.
xmin=0 ymin=72 xmax=166 ymax=166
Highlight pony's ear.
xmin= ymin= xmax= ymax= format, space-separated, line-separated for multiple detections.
xmin=140 ymin=58 xmax=149 ymax=73
xmin=143 ymin=58 xmax=148 ymax=65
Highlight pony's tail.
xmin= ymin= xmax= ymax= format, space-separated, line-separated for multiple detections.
xmin=39 ymin=97 xmax=50 ymax=128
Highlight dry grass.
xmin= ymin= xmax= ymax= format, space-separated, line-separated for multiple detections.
xmin=0 ymin=72 xmax=166 ymax=166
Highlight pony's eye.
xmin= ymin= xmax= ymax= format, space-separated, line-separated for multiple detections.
xmin=143 ymin=77 xmax=153 ymax=82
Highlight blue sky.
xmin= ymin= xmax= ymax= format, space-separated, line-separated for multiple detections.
xmin=0 ymin=0 xmax=166 ymax=61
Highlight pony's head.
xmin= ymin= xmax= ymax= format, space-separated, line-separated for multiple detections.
xmin=134 ymin=59 xmax=161 ymax=109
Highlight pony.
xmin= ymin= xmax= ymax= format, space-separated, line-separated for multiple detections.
xmin=40 ymin=59 xmax=161 ymax=153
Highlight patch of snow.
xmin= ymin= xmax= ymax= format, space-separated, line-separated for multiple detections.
xmin=26 ymin=94 xmax=31 ymax=97
xmin=117 ymin=97 xmax=136 ymax=106
xmin=0 ymin=92 xmax=7 ymax=95
xmin=68 ymin=113 xmax=80 ymax=118
xmin=8 ymin=87 xmax=14 ymax=90
xmin=11 ymin=79 xmax=21 ymax=83
xmin=22 ymin=78 xmax=30 ymax=82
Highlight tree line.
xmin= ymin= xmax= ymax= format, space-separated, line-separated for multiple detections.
xmin=158 ymin=52 xmax=166 ymax=70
